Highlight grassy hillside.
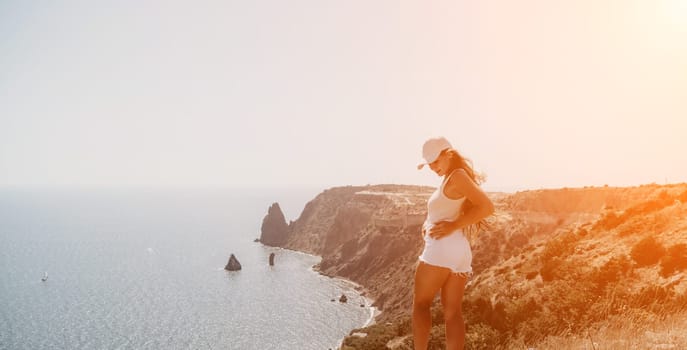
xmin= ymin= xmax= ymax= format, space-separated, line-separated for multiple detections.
xmin=339 ymin=184 xmax=687 ymax=350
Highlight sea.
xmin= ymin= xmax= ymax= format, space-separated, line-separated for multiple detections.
xmin=0 ymin=187 xmax=373 ymax=350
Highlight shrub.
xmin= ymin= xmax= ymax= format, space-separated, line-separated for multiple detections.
xmin=595 ymin=211 xmax=624 ymax=230
xmin=617 ymin=221 xmax=642 ymax=237
xmin=465 ymin=323 xmax=501 ymax=350
xmin=342 ymin=323 xmax=398 ymax=349
xmin=630 ymin=236 xmax=666 ymax=267
xmin=505 ymin=297 xmax=540 ymax=328
xmin=464 ymin=297 xmax=508 ymax=333
xmin=660 ymin=243 xmax=687 ymax=277
xmin=540 ymin=231 xmax=577 ymax=262
xmin=545 ymin=279 xmax=597 ymax=328
xmin=592 ymin=254 xmax=633 ymax=291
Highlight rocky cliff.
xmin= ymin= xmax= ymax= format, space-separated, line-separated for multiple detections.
xmin=259 ymin=202 xmax=289 ymax=246
xmin=260 ymin=184 xmax=432 ymax=314
xmin=259 ymin=182 xmax=687 ymax=349
xmin=224 ymin=254 xmax=242 ymax=271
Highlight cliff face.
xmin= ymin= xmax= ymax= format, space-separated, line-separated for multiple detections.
xmin=259 ymin=184 xmax=432 ymax=314
xmin=283 ymin=186 xmax=367 ymax=254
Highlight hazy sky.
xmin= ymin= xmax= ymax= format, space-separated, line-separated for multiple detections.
xmin=2 ymin=0 xmax=686 ymax=192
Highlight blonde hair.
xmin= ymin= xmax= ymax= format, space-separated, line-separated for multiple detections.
xmin=441 ymin=148 xmax=490 ymax=240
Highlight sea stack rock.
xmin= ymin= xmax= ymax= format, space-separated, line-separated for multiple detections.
xmin=259 ymin=203 xmax=289 ymax=246
xmin=225 ymin=254 xmax=242 ymax=271
xmin=269 ymin=253 xmax=275 ymax=266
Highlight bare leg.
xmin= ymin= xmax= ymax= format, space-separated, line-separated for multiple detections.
xmin=413 ymin=262 xmax=451 ymax=350
xmin=441 ymin=273 xmax=468 ymax=350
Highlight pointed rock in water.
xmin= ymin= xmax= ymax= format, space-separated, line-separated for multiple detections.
xmin=269 ymin=253 xmax=275 ymax=266
xmin=339 ymin=294 xmax=348 ymax=303
xmin=259 ymin=203 xmax=289 ymax=246
xmin=225 ymin=254 xmax=242 ymax=271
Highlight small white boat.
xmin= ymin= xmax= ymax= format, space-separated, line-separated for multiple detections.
xmin=41 ymin=272 xmax=48 ymax=282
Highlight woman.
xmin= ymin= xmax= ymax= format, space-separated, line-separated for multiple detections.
xmin=413 ymin=137 xmax=494 ymax=350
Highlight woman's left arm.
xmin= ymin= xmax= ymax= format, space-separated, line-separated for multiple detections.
xmin=450 ymin=169 xmax=494 ymax=230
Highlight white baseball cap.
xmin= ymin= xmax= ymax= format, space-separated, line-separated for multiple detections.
xmin=417 ymin=137 xmax=453 ymax=170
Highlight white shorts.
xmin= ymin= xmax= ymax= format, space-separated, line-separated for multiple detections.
xmin=419 ymin=229 xmax=472 ymax=274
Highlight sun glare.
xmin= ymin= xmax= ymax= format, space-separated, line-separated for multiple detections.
xmin=661 ymin=0 xmax=687 ymax=33
xmin=631 ymin=0 xmax=687 ymax=54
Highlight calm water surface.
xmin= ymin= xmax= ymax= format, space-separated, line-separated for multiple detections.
xmin=0 ymin=188 xmax=371 ymax=350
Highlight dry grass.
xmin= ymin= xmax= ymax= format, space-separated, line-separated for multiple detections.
xmin=532 ymin=310 xmax=687 ymax=350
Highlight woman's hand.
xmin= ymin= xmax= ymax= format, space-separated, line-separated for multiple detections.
xmin=428 ymin=220 xmax=458 ymax=239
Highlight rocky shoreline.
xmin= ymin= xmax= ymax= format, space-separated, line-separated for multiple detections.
xmin=259 ymin=245 xmax=380 ymax=349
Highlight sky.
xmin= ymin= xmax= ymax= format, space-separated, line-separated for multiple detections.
xmin=2 ymin=0 xmax=686 ymax=193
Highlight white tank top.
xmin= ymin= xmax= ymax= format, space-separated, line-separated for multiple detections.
xmin=420 ymin=171 xmax=472 ymax=274
xmin=425 ymin=176 xmax=465 ymax=226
